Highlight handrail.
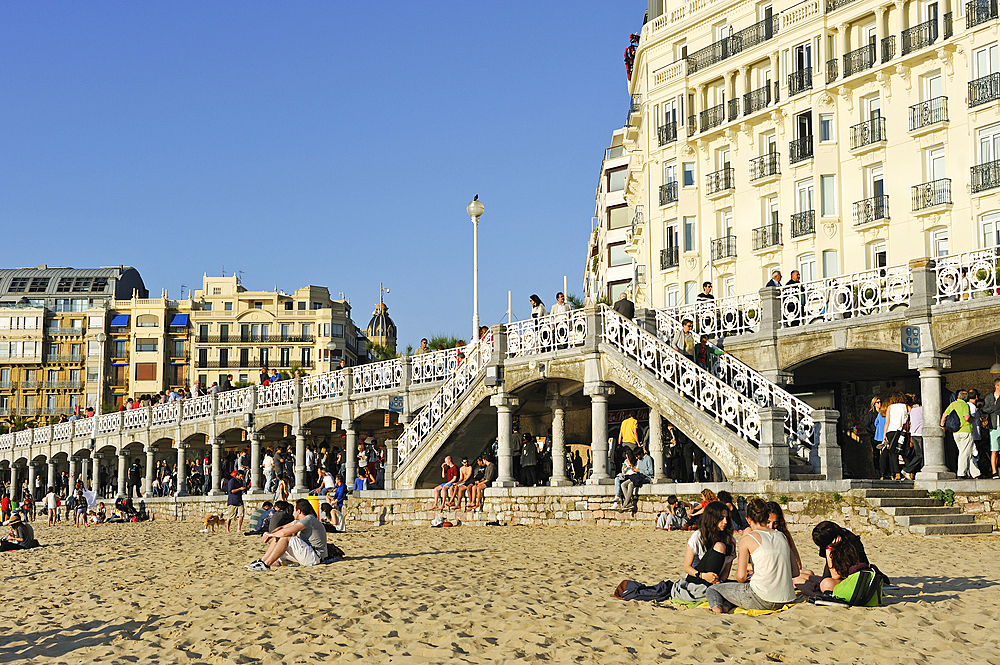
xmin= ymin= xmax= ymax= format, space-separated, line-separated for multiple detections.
xmin=779 ymin=263 xmax=911 ymax=327
xmin=506 ymin=310 xmax=587 ymax=357
xmin=935 ymin=244 xmax=1000 ymax=302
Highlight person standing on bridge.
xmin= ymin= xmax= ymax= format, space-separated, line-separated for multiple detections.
xmin=765 ymin=270 xmax=782 ymax=288
xmin=696 ymin=282 xmax=714 ymax=302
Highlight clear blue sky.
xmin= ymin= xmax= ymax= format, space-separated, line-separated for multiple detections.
xmin=1 ymin=1 xmax=645 ymax=350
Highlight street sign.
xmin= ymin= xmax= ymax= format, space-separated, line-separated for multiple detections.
xmin=388 ymin=396 xmax=404 ymax=413
xmin=901 ymin=325 xmax=921 ymax=354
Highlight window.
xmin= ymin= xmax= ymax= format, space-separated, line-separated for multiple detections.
xmin=113 ymin=340 xmax=127 ymax=357
xmin=312 ymin=302 xmax=323 ymax=310
xmin=6 ymin=277 xmax=28 ymax=293
xmin=47 ymin=370 xmax=57 ymax=382
xmin=823 ymin=250 xmax=839 ymax=278
xmin=87 ymin=341 xmax=101 ymax=357
xmin=798 ymin=253 xmax=816 ymax=282
xmin=664 ymin=220 xmax=678 ymax=250
xmin=979 ymin=123 xmax=1000 ymax=165
xmin=202 ymin=302 xmax=212 ymax=311
xmin=684 ymin=216 xmax=696 ymax=251
xmin=332 ymin=324 xmax=344 ymax=337
xmin=682 ymin=163 xmax=695 ymax=187
xmin=663 ymin=160 xmax=677 ymax=185
xmin=981 ymin=211 xmax=1000 ymax=247
xmin=88 ymin=316 xmax=103 ymax=329
xmin=260 ymin=348 xmax=269 ymax=366
xmin=674 ymin=39 xmax=687 ymax=60
xmin=608 ymin=168 xmax=627 ymax=192
xmin=609 ymin=206 xmax=631 ymax=229
xmin=239 ymin=374 xmax=248 ymax=384
xmin=684 ymin=281 xmax=698 ymax=304
xmin=819 ymin=114 xmax=834 ymax=141
xmin=255 ymin=302 xmax=264 ymax=310
xmin=281 ymin=324 xmax=292 ymax=339
xmin=923 ymin=71 xmax=942 ymax=101
xmin=280 ymin=347 xmax=291 ymax=367
xmin=975 ymin=43 xmax=998 ymax=80
xmin=136 ymin=339 xmax=158 ymax=352
xmin=927 ymin=146 xmax=946 ymax=180
xmin=70 ymin=343 xmax=81 ymax=356
xmin=322 ymin=323 xmax=330 ymax=337
xmin=722 ymin=274 xmax=736 ymax=297
xmin=212 ymin=287 xmax=222 ymax=295
xmin=301 ymin=348 xmax=312 ymax=366
xmin=224 ymin=302 xmax=233 ymax=311
xmin=869 ymin=241 xmax=887 ymax=269
xmin=820 ymin=175 xmax=836 ymax=216
xmin=55 ymin=278 xmax=73 ymax=293
xmin=719 ymin=209 xmax=734 ymax=237
xmin=219 ymin=324 xmax=229 ymax=343
xmin=135 ymin=363 xmax=157 ymax=381
xmin=28 ymin=278 xmax=49 ymax=293
xmin=796 ymin=178 xmax=814 ymax=212
xmin=665 ymin=285 xmax=680 ymax=307
xmin=765 ymin=197 xmax=779 ymax=226
xmin=136 ymin=315 xmax=158 ymax=327
xmin=297 ymin=302 xmax=305 ymax=310
xmin=284 ymin=301 xmax=293 ymax=310
xmin=69 ymin=369 xmax=80 ymax=382
xmin=931 ymin=228 xmax=949 ymax=257
xmin=301 ymin=324 xmax=311 ymax=338
xmin=609 ymin=243 xmax=630 ymax=267
xmin=171 ymin=340 xmax=184 ymax=357
xmin=71 ymin=278 xmax=92 ymax=293
xmin=609 ymin=281 xmax=630 ymax=301
xmin=199 ymin=324 xmax=209 ymax=342
xmin=199 ymin=374 xmax=207 ymax=387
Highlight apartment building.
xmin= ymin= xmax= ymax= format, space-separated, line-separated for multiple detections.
xmin=584 ymin=128 xmax=639 ymax=303
xmin=617 ymin=0 xmax=1000 ymax=308
xmin=0 ymin=266 xmax=148 ymax=422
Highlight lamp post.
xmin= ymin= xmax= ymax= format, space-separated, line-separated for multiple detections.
xmin=95 ymin=332 xmax=107 ymax=413
xmin=468 ymin=196 xmax=484 ymax=343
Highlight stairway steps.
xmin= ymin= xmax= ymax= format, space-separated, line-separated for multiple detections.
xmin=790 ymin=473 xmax=825 ymax=481
xmin=893 ymin=513 xmax=977 ymax=526
xmin=908 ymin=523 xmax=994 ymax=535
xmin=868 ymin=497 xmax=943 ymax=508
xmin=881 ymin=506 xmax=962 ymax=516
xmin=859 ymin=489 xmax=928 ymax=499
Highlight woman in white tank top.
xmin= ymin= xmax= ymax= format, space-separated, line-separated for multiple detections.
xmin=707 ymin=498 xmax=799 ymax=613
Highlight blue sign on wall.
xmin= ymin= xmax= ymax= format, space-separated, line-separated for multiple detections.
xmin=388 ymin=396 xmax=404 ymax=413
xmin=901 ymin=325 xmax=921 ymax=354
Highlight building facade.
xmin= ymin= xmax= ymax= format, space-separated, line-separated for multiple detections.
xmin=615 ymin=0 xmax=1000 ymax=308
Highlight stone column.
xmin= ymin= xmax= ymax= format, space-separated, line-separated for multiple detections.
xmin=383 ymin=438 xmax=397 ymax=491
xmin=47 ymin=459 xmax=56 ymax=489
xmin=490 ymin=393 xmax=519 ymax=487
xmin=116 ymin=450 xmax=127 ymax=498
xmin=584 ymin=382 xmax=615 ymax=483
xmin=875 ymin=6 xmax=887 ymax=59
xmin=248 ymin=432 xmax=262 ymax=493
xmin=175 ymin=443 xmax=188 ymax=497
xmin=80 ymin=456 xmax=89 ymax=490
xmin=757 ymin=286 xmax=793 ymax=386
xmin=10 ymin=464 xmax=19 ymax=500
xmin=917 ymin=364 xmax=954 ymax=479
xmin=293 ymin=427 xmax=308 ymax=493
xmin=812 ymin=409 xmax=843 ymax=481
xmin=68 ymin=456 xmax=78 ymax=488
xmin=143 ymin=446 xmax=156 ymax=496
xmin=26 ymin=462 xmax=36 ymax=501
xmin=345 ymin=424 xmax=357 ymax=490
xmin=893 ymin=0 xmax=906 ymax=35
xmin=839 ymin=23 xmax=850 ymax=58
xmin=758 ymin=407 xmax=790 ymax=480
xmin=546 ymin=393 xmax=572 ymax=487
xmin=649 ymin=407 xmax=667 ymax=483
xmin=210 ymin=437 xmax=224 ymax=495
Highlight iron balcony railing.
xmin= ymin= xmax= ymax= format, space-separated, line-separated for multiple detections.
xmin=826 ymin=58 xmax=838 ymax=84
xmin=44 ymin=354 xmax=84 ymax=363
xmin=730 ymin=15 xmax=779 ymax=53
xmin=909 ymin=96 xmax=948 ymax=130
xmin=790 ymin=210 xmax=816 ymax=237
xmin=658 ymin=121 xmax=678 ymax=146
xmin=660 ymin=247 xmax=680 ymax=270
xmin=788 ymin=67 xmax=812 ymax=96
xmin=844 ymin=43 xmax=876 ymax=77
xmin=969 ymin=72 xmax=1000 ymax=107
xmin=971 ymin=159 xmax=1000 ymax=193
xmin=711 ymin=235 xmax=737 ymax=261
xmin=47 ymin=327 xmax=83 ymax=335
xmin=196 ymin=358 xmax=315 ymax=369
xmin=850 ymin=117 xmax=886 ymax=149
xmin=944 ymin=12 xmax=954 ymax=37
xmin=854 ymin=195 xmax=890 ymax=225
xmin=749 ymin=152 xmax=781 ymax=181
xmin=687 ymin=37 xmax=730 ymax=74
xmin=743 ymin=83 xmax=774 ymax=114
xmin=659 ymin=181 xmax=679 ymax=206
xmin=198 ymin=334 xmax=315 ymax=344
xmin=41 ymin=380 xmax=85 ymax=389
xmin=912 ymin=178 xmax=952 ymax=210
xmin=626 ymin=94 xmax=642 ymax=125
xmin=752 ymin=223 xmax=782 ymax=251
xmin=728 ymin=98 xmax=740 ymax=122
xmin=967 ymin=0 xmax=998 ymax=28
xmin=826 ymin=0 xmax=857 ymax=12
xmin=901 ymin=18 xmax=938 ymax=55
xmin=881 ymin=35 xmax=896 ymax=63
xmin=636 ymin=265 xmax=647 ymax=285
xmin=700 ymin=103 xmax=726 ymax=132
xmin=19 ymin=382 xmax=41 ymax=389
xmin=687 ymin=115 xmax=697 ymax=135
xmin=789 ymin=135 xmax=814 ymax=163
xmin=706 ymin=167 xmax=735 ymax=195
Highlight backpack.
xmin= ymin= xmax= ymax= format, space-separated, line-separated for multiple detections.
xmin=832 ymin=568 xmax=883 ymax=607
xmin=944 ymin=411 xmax=962 ymax=433
xmin=613 ymin=579 xmax=673 ymax=602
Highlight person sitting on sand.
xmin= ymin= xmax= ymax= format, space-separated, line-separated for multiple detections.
xmin=268 ymin=500 xmax=295 ymax=532
xmin=431 ymin=456 xmax=458 ymax=511
xmin=766 ymin=501 xmax=813 ymax=587
xmin=716 ymin=491 xmax=748 ymax=531
xmin=690 ymin=488 xmax=717 ymax=520
xmin=446 ymin=458 xmax=475 ymax=509
xmin=247 ymin=501 xmax=275 ymax=535
xmin=811 ymin=520 xmax=888 ymax=590
xmin=332 ymin=476 xmax=347 ymax=511
xmin=669 ymin=501 xmax=737 ymax=602
xmin=319 ymin=502 xmax=346 ymax=533
xmin=706 ymin=498 xmax=799 ymax=613
xmin=96 ymin=502 xmax=107 ymax=524
xmin=656 ymin=494 xmax=693 ymax=530
xmin=245 ymin=499 xmax=327 ymax=571
xmin=0 ymin=513 xmax=37 ymax=551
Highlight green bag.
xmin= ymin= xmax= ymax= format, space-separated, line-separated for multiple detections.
xmin=832 ymin=569 xmax=883 ymax=607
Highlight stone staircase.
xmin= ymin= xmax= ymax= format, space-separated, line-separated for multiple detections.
xmin=790 ymin=453 xmax=823 ymax=481
xmin=862 ymin=488 xmax=993 ymax=535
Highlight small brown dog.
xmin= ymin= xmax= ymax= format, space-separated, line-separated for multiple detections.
xmin=202 ymin=514 xmax=224 ymax=532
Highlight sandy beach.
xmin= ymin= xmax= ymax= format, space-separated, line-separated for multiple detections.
xmin=2 ymin=520 xmax=1000 ymax=664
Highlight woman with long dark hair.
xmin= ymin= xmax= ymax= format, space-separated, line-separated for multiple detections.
xmin=669 ymin=500 xmax=736 ymax=602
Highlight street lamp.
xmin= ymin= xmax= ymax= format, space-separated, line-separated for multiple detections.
xmin=468 ymin=196 xmax=484 ymax=343
xmin=95 ymin=332 xmax=107 ymax=413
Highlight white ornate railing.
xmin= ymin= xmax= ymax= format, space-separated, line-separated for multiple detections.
xmin=0 ymin=433 xmax=11 ymax=451
xmin=506 ymin=310 xmax=587 ymax=357
xmin=352 ymin=358 xmax=403 ymax=394
xmin=74 ymin=418 xmax=96 ymax=439
xmin=399 ymin=333 xmax=494 ymax=467
xmin=182 ymin=395 xmax=214 ymax=421
xmin=301 ymin=369 xmax=348 ymax=403
xmin=258 ymin=381 xmax=295 ymax=409
xmin=14 ymin=430 xmax=30 ymax=448
xmin=935 ymin=245 xmax=1000 ymax=303
xmin=781 ymin=264 xmax=911 ymax=327
xmin=217 ymin=387 xmax=253 ymax=416
xmin=656 ymin=293 xmax=761 ymax=339
xmin=150 ymin=402 xmax=180 ymax=427
xmin=97 ymin=412 xmax=121 ymax=435
xmin=411 ymin=347 xmax=461 ymax=385
xmin=123 ymin=408 xmax=149 ymax=430
xmin=53 ymin=421 xmax=73 ymax=442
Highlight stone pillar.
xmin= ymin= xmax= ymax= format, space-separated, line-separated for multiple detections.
xmin=737 ymin=65 xmax=748 ymax=100
xmin=917 ymin=364 xmax=954 ymax=479
xmin=116 ymin=450 xmax=127 ymax=498
xmin=584 ymin=382 xmax=615 ymax=483
xmin=546 ymin=392 xmax=572 ymax=487
xmin=490 ymin=393 xmax=519 ymax=487
xmin=758 ymin=407 xmax=790 ymax=480
xmin=839 ymin=23 xmax=850 ymax=57
xmin=249 ymin=432 xmax=262 ymax=494
xmin=69 ymin=456 xmax=78 ymax=488
xmin=345 ymin=425 xmax=357 ymax=490
xmin=812 ymin=409 xmax=843 ymax=481
xmin=143 ymin=446 xmax=156 ymax=496
xmin=756 ymin=286 xmax=793 ymax=386
xmin=175 ymin=443 xmax=188 ymax=497
xmin=26 ymin=462 xmax=36 ymax=501
xmin=649 ymin=407 xmax=667 ymax=483
xmin=210 ymin=437 xmax=224 ymax=495
xmin=293 ymin=427 xmax=308 ymax=493
xmin=47 ymin=459 xmax=56 ymax=489
xmin=875 ymin=6 xmax=887 ymax=58
xmin=80 ymin=456 xmax=89 ymax=490
xmin=10 ymin=464 xmax=19 ymax=500
xmin=893 ymin=0 xmax=906 ymax=35
xmin=384 ymin=438 xmax=397 ymax=491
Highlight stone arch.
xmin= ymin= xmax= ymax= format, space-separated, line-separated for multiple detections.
xmin=784 ymin=348 xmax=912 ymax=387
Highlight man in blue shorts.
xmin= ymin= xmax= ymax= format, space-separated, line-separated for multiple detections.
xmin=430 ymin=456 xmax=458 ymax=511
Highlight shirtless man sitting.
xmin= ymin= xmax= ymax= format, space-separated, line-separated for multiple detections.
xmin=446 ymin=458 xmax=475 ymax=510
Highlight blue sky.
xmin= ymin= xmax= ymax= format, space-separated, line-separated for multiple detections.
xmin=1 ymin=1 xmax=645 ymax=350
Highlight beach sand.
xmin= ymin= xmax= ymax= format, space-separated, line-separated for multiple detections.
xmin=2 ymin=520 xmax=1000 ymax=664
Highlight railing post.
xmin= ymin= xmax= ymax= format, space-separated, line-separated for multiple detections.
xmin=812 ymin=408 xmax=842 ymax=481
xmin=907 ymin=257 xmax=937 ymax=313
xmin=632 ymin=308 xmax=658 ymax=337
xmin=758 ymin=407 xmax=790 ymax=480
xmin=756 ymin=287 xmax=793 ymax=386
xmin=399 ymin=356 xmax=413 ymax=425
xmin=383 ymin=438 xmax=397 ymax=491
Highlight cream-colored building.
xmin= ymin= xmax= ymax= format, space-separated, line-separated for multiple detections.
xmin=617 ymin=0 xmax=1000 ymax=308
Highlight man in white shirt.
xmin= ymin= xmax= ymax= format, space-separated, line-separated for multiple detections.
xmin=550 ymin=292 xmax=572 ymax=315
xmin=262 ymin=450 xmax=275 ymax=493
xmin=45 ymin=486 xmax=58 ymax=527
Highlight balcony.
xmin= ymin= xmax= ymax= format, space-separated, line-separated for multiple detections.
xmin=687 ymin=38 xmax=730 ymax=74
xmin=971 ymin=160 xmax=1000 ymax=193
xmin=743 ymin=83 xmax=774 ymax=115
xmin=881 ymin=35 xmax=896 ymax=63
xmin=44 ymin=354 xmax=84 ymax=363
xmin=901 ymin=18 xmax=938 ymax=55
xmin=912 ymin=178 xmax=952 ymax=211
xmin=198 ymin=334 xmax=315 ymax=344
xmin=788 ymin=67 xmax=812 ymax=96
xmin=969 ymin=72 xmax=1000 ymax=108
xmin=967 ymin=0 xmax=998 ymax=28
xmin=909 ymin=97 xmax=949 ymax=132
xmin=20 ymin=382 xmax=41 ymax=390
xmin=47 ymin=327 xmax=83 ymax=335
xmin=853 ymin=195 xmax=890 ymax=226
xmin=749 ymin=153 xmax=781 ymax=182
xmin=626 ymin=94 xmax=642 ymax=126
xmin=687 ymin=115 xmax=697 ymax=136
xmin=790 ymin=210 xmax=816 ymax=237
xmin=789 ymin=135 xmax=814 ymax=164
xmin=41 ymin=381 xmax=85 ymax=389
xmin=660 ymin=247 xmax=680 ymax=270
xmin=727 ymin=98 xmax=740 ymax=122
xmin=657 ymin=121 xmax=678 ymax=146
xmin=730 ymin=16 xmax=779 ymax=53
xmin=752 ymin=223 xmax=782 ymax=251
xmin=705 ymin=167 xmax=735 ymax=197
xmin=843 ymin=43 xmax=876 ymax=77
xmin=826 ymin=59 xmax=838 ymax=84
xmin=659 ymin=181 xmax=678 ymax=206
xmin=711 ymin=235 xmax=737 ymax=262
xmin=700 ymin=103 xmax=726 ymax=132
xmin=850 ymin=117 xmax=886 ymax=151
xmin=826 ymin=0 xmax=857 ymax=12
xmin=196 ymin=358 xmax=315 ymax=370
